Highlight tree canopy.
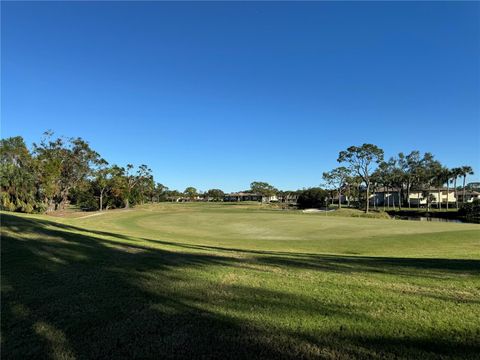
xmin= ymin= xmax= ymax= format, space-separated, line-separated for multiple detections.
xmin=250 ymin=181 xmax=277 ymax=197
xmin=337 ymin=144 xmax=384 ymax=212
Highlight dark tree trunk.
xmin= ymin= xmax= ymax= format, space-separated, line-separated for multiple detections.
xmin=58 ymin=192 xmax=68 ymax=211
xmin=46 ymin=198 xmax=55 ymax=213
xmin=387 ymin=187 xmax=390 ymax=209
xmin=398 ymin=189 xmax=401 ymax=210
xmin=99 ymin=189 xmax=104 ymax=211
xmin=426 ymin=190 xmax=431 ymax=211
xmin=365 ymin=183 xmax=370 ymax=213
xmin=383 ymin=190 xmax=386 ymax=211
xmin=438 ymin=188 xmax=441 ymax=209
xmin=454 ymin=177 xmax=458 ymax=209
xmin=357 ymin=184 xmax=361 ymax=209
xmin=407 ymin=182 xmax=411 ymax=208
xmin=446 ymin=181 xmax=449 ymax=210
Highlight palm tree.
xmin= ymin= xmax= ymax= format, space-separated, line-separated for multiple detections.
xmin=450 ymin=167 xmax=462 ymax=209
xmin=459 ymin=166 xmax=474 ymax=204
xmin=418 ymin=152 xmax=442 ymax=210
xmin=434 ymin=167 xmax=449 ymax=209
xmin=437 ymin=167 xmax=455 ymax=210
xmin=445 ymin=168 xmax=452 ymax=210
xmin=442 ymin=167 xmax=452 ymax=210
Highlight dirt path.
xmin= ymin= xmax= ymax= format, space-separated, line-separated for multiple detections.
xmin=77 ymin=212 xmax=106 ymax=219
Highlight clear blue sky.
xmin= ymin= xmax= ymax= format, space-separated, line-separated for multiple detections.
xmin=2 ymin=1 xmax=479 ymax=192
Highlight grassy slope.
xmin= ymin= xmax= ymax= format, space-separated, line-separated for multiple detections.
xmin=2 ymin=203 xmax=480 ymax=359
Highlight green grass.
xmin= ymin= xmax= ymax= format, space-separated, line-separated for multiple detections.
xmin=2 ymin=203 xmax=480 ymax=359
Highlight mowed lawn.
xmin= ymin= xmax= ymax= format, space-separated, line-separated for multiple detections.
xmin=2 ymin=203 xmax=480 ymax=359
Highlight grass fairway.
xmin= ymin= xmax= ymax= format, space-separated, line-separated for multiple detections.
xmin=2 ymin=203 xmax=480 ymax=359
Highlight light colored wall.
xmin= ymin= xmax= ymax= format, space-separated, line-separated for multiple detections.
xmin=372 ymin=190 xmax=459 ymax=205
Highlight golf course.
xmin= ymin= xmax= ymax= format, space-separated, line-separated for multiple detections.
xmin=2 ymin=202 xmax=479 ymax=359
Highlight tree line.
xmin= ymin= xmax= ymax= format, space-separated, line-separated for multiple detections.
xmin=1 ymin=133 xmax=162 ymax=213
xmin=0 ymin=134 xmax=476 ymax=214
xmin=0 ymin=133 xmax=286 ymax=213
xmin=322 ymin=144 xmax=475 ymax=213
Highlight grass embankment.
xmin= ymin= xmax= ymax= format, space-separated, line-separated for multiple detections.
xmin=2 ymin=203 xmax=480 ymax=359
xmin=323 ymin=208 xmax=391 ymax=219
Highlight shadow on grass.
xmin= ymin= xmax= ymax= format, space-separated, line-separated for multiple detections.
xmin=16 ymin=217 xmax=480 ymax=277
xmin=2 ymin=213 xmax=479 ymax=359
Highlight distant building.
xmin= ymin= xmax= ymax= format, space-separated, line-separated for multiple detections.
xmin=456 ymin=190 xmax=480 ymax=203
xmin=276 ymin=193 xmax=299 ymax=204
xmin=167 ymin=195 xmax=203 ymax=202
xmin=369 ymin=187 xmax=480 ymax=206
xmin=223 ymin=192 xmax=297 ymax=203
xmin=224 ymin=192 xmax=264 ymax=202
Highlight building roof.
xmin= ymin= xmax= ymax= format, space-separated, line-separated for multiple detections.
xmin=460 ymin=190 xmax=480 ymax=195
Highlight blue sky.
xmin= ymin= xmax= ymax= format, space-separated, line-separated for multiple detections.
xmin=2 ymin=1 xmax=479 ymax=192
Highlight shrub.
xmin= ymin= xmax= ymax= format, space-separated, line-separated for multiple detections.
xmin=1 ymin=194 xmax=16 ymax=212
xmin=458 ymin=199 xmax=480 ymax=219
xmin=20 ymin=202 xmax=34 ymax=214
xmin=297 ymin=188 xmax=328 ymax=209
xmin=329 ymin=208 xmax=391 ymax=219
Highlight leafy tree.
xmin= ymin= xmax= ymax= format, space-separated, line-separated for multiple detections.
xmin=184 ymin=187 xmax=198 ymax=200
xmin=120 ymin=164 xmax=153 ymax=208
xmin=166 ymin=189 xmax=182 ymax=202
xmin=71 ymin=162 xmax=124 ymax=211
xmin=123 ymin=164 xmax=136 ymax=208
xmin=388 ymin=157 xmax=406 ymax=210
xmin=372 ymin=161 xmax=393 ymax=209
xmin=0 ymin=136 xmax=38 ymax=212
xmin=33 ymin=132 xmax=101 ymax=211
xmin=72 ymin=182 xmax=98 ymax=211
xmin=337 ymin=144 xmax=384 ymax=213
xmin=154 ymin=183 xmax=169 ymax=202
xmin=206 ymin=189 xmax=225 ymax=201
xmin=93 ymin=160 xmax=113 ymax=211
xmin=401 ymin=151 xmax=423 ymax=208
xmin=322 ymin=167 xmax=350 ymax=208
xmin=250 ymin=181 xmax=277 ymax=201
xmin=344 ymin=175 xmax=362 ymax=208
xmin=107 ymin=165 xmax=128 ymax=208
xmin=417 ymin=153 xmax=442 ymax=210
xmin=134 ymin=165 xmax=155 ymax=205
xmin=342 ymin=176 xmax=354 ymax=208
xmin=32 ymin=133 xmax=63 ymax=211
xmin=321 ymin=173 xmax=336 ymax=205
xmin=0 ymin=131 xmax=163 ymax=214
xmin=458 ymin=199 xmax=480 ymax=220
xmin=297 ymin=188 xmax=328 ymax=209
